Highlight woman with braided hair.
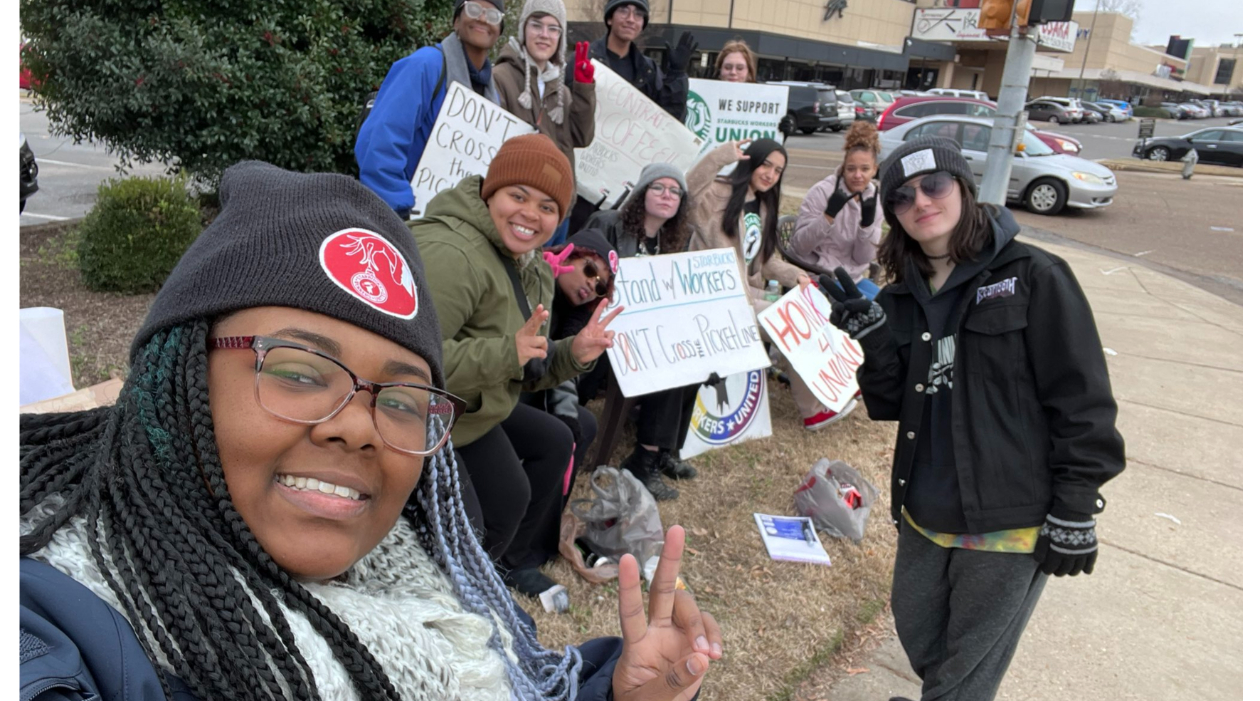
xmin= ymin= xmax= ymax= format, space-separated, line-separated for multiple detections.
xmin=19 ymin=161 xmax=722 ymax=701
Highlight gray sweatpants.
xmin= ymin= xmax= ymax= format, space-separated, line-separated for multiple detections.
xmin=891 ymin=523 xmax=1048 ymax=701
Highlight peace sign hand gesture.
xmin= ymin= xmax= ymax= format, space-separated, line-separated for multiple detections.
xmin=571 ymin=298 xmax=624 ymax=364
xmin=724 ymin=138 xmax=754 ymax=164
xmin=613 ymin=526 xmax=723 ymax=701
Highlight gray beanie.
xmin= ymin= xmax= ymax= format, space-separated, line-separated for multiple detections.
xmin=604 ymin=0 xmax=649 ymax=26
xmin=626 ymin=161 xmax=688 ymax=207
xmin=133 ymin=161 xmax=446 ymax=389
xmin=512 ymin=0 xmax=569 ymax=119
xmin=878 ymin=136 xmax=977 ymax=214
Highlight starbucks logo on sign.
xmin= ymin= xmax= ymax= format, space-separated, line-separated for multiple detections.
xmin=686 ymin=90 xmax=713 ymax=147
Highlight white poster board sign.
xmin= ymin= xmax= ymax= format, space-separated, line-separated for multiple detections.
xmin=573 ymin=61 xmax=703 ymax=208
xmin=757 ymin=281 xmax=865 ymax=412
xmin=409 ymin=81 xmax=535 ymax=218
xmin=680 ymin=369 xmax=773 ymax=459
xmin=685 ymin=79 xmax=788 ymax=174
xmin=604 ymin=249 xmax=769 ymax=397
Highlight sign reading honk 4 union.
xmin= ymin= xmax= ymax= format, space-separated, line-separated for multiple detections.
xmin=686 ymin=79 xmax=788 ymax=167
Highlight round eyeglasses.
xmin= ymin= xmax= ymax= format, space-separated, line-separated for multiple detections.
xmin=461 ymin=1 xmax=504 ymax=26
xmin=211 ymin=336 xmax=465 ymax=457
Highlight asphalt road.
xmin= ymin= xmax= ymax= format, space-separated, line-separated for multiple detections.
xmin=784 ymin=116 xmax=1240 ymax=162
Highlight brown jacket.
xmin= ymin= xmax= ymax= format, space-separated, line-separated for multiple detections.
xmin=685 ymin=146 xmax=805 ymax=309
xmin=492 ymin=41 xmax=596 ymax=170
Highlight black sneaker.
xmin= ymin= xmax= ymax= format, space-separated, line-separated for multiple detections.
xmin=660 ymin=451 xmax=697 ymax=480
xmin=621 ymin=446 xmax=679 ymax=501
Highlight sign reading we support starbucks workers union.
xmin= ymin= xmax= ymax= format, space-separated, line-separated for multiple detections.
xmin=409 ymin=81 xmax=535 ymax=218
xmin=573 ymin=61 xmax=703 ymax=208
xmin=686 ymin=79 xmax=788 ymax=168
xmin=603 ymin=249 xmax=770 ymax=397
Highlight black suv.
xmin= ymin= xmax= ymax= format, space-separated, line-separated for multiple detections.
xmin=20 ymin=133 xmax=38 ymax=213
xmin=768 ymin=81 xmax=840 ymax=135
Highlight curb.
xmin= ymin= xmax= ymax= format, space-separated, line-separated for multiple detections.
xmin=1096 ymin=157 xmax=1242 ymax=177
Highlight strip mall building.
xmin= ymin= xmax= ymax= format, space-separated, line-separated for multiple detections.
xmin=562 ymin=0 xmax=1240 ymax=103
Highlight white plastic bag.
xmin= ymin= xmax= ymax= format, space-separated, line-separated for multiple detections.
xmin=569 ymin=466 xmax=665 ymax=578
xmin=793 ymin=459 xmax=880 ymax=543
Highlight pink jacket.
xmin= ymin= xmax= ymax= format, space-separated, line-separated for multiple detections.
xmin=789 ymin=172 xmax=882 ymax=281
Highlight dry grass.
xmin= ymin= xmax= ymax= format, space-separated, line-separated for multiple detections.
xmin=520 ymin=381 xmax=899 ymax=700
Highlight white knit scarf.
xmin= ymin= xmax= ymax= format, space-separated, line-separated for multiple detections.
xmin=27 ymin=508 xmax=515 ymax=701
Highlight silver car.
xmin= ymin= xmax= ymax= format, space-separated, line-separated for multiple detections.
xmin=832 ymin=90 xmax=856 ymax=131
xmin=877 ymin=115 xmax=1118 ymax=216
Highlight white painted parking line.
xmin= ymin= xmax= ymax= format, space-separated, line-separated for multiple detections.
xmin=22 ymin=212 xmax=70 ymax=221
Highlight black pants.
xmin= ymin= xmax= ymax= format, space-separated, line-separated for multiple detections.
xmin=455 ymin=402 xmax=572 ymax=569
xmin=577 ymin=356 xmax=698 ymax=451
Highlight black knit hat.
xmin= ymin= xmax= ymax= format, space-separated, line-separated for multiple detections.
xmin=133 ymin=161 xmax=446 ymax=389
xmin=878 ymin=136 xmax=977 ymax=214
xmin=567 ymin=228 xmax=619 ymax=280
xmin=604 ymin=0 xmax=649 ymax=26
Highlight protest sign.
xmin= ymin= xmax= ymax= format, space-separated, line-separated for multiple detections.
xmin=685 ymin=79 xmax=788 ymax=172
xmin=757 ymin=281 xmax=865 ymax=412
xmin=409 ymin=81 xmax=535 ymax=218
xmin=603 ymin=249 xmax=769 ymax=397
xmin=680 ymin=369 xmax=773 ymax=459
xmin=572 ymin=62 xmax=703 ymax=208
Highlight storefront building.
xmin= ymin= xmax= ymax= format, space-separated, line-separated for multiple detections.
xmin=1185 ymin=43 xmax=1244 ymax=99
xmin=563 ymin=0 xmax=955 ymax=89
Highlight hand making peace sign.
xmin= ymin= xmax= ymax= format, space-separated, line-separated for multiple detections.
xmin=612 ymin=525 xmax=723 ymax=701
xmin=571 ymin=298 xmax=624 ymax=364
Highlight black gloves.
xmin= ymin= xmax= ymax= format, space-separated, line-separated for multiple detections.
xmin=668 ymin=31 xmax=697 ymax=72
xmin=859 ymin=189 xmax=879 ymax=228
xmin=824 ymin=189 xmax=859 ymax=219
xmin=819 ymin=267 xmax=886 ymax=340
xmin=1034 ymin=507 xmax=1099 ymax=577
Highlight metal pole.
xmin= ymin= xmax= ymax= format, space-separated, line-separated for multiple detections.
xmin=978 ymin=20 xmax=1037 ymax=205
xmin=1074 ymin=6 xmax=1100 ymax=99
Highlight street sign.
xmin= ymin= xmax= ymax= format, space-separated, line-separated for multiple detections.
xmin=1138 ymin=119 xmax=1155 ymax=139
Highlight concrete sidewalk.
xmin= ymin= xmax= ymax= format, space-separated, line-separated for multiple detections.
xmin=818 ymin=238 xmax=1244 ymax=701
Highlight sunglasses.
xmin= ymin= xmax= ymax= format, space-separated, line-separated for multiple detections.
xmin=888 ymin=171 xmax=956 ymax=215
xmin=646 ymin=183 xmax=683 ymax=199
xmin=461 ymin=2 xmax=503 ymax=25
xmin=582 ymin=260 xmax=609 ymax=298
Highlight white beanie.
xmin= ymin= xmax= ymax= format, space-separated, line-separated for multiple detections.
xmin=514 ymin=0 xmax=569 ymax=119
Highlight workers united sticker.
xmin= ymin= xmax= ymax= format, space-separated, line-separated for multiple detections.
xmin=319 ymin=229 xmax=418 ymax=319
xmin=680 ymin=370 xmax=774 ymax=459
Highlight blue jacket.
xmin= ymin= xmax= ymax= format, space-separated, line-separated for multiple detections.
xmin=20 ymin=558 xmax=625 ymax=700
xmin=355 ymin=45 xmax=449 ymax=215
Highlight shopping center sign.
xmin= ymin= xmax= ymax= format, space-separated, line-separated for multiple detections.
xmin=911 ymin=8 xmax=1078 ymax=52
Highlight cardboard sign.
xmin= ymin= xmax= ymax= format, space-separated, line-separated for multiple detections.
xmin=686 ymin=79 xmax=788 ymax=171
xmin=680 ymin=369 xmax=773 ymax=459
xmin=603 ymin=249 xmax=769 ymax=397
xmin=757 ymin=281 xmax=865 ymax=412
xmin=573 ymin=61 xmax=703 ymax=208
xmin=409 ymin=81 xmax=535 ymax=218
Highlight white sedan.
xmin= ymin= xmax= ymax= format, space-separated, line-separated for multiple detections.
xmin=878 ymin=115 xmax=1118 ymax=216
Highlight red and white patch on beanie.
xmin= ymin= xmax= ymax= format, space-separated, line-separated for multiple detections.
xmin=319 ymin=229 xmax=418 ymax=320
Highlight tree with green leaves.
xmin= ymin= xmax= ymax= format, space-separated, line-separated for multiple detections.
xmin=20 ymin=0 xmax=519 ymax=186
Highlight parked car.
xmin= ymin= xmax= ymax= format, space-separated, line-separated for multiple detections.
xmin=1228 ymin=118 xmax=1243 ymax=127
xmin=927 ymin=87 xmax=992 ymax=102
xmin=877 ymin=115 xmax=1117 ymax=215
xmin=1025 ymin=99 xmax=1078 ymax=124
xmin=1034 ymin=130 xmax=1084 ymax=155
xmin=849 ymin=89 xmax=897 ymax=116
xmin=1195 ymin=99 xmax=1225 ymax=117
xmin=1224 ymin=101 xmax=1244 ymax=117
xmin=1082 ymin=101 xmax=1128 ymax=122
xmin=20 ymin=133 xmax=38 ymax=213
xmin=832 ymin=90 xmax=856 ymax=131
xmin=1080 ymin=107 xmax=1103 ymax=124
xmin=851 ymin=95 xmax=880 ymax=124
xmin=1035 ymin=97 xmax=1086 ymax=122
xmin=1134 ymin=126 xmax=1243 ymax=166
xmin=877 ymin=95 xmax=997 ymax=131
xmin=768 ymin=81 xmax=841 ymax=135
xmin=1179 ymin=103 xmax=1210 ymax=119
xmin=1096 ymin=98 xmax=1134 ymax=117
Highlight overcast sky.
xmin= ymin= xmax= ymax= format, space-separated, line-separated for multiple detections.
xmin=1079 ymin=0 xmax=1244 ymax=48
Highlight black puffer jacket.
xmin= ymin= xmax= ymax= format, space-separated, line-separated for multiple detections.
xmin=856 ymin=207 xmax=1125 ymax=532
xmin=567 ymin=37 xmax=688 ymax=122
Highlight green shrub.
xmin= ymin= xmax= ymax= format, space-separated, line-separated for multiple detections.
xmin=78 ymin=176 xmax=202 ymax=294
xmin=1132 ymin=106 xmax=1172 ymax=119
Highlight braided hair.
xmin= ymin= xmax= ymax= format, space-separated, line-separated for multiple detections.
xmin=20 ymin=319 xmax=583 ymax=701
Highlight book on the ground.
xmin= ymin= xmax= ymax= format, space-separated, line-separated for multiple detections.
xmin=754 ymin=513 xmax=832 ymax=565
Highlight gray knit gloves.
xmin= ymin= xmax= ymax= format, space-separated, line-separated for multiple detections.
xmin=819 ymin=267 xmax=886 ymax=341
xmin=1034 ymin=507 xmax=1099 ymax=577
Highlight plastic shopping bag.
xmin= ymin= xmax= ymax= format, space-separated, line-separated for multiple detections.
xmin=794 ymin=458 xmax=880 ymax=543
xmin=569 ymin=466 xmax=665 ymax=579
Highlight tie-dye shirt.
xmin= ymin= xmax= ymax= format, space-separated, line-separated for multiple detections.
xmin=903 ymin=508 xmax=1038 ymax=554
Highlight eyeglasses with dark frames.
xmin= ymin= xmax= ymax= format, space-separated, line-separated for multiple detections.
xmin=210 ymin=335 xmax=465 ymax=457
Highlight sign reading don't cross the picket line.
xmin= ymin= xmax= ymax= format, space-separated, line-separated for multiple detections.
xmin=409 ymin=81 xmax=535 ymax=218
xmin=602 ymin=249 xmax=769 ymax=397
